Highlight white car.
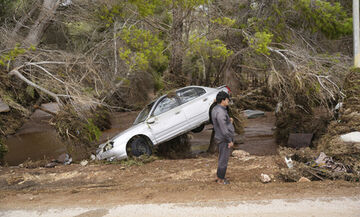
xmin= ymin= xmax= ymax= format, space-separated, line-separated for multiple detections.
xmin=96 ymin=85 xmax=231 ymax=160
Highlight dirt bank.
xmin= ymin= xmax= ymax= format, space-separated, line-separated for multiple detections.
xmin=1 ymin=112 xmax=359 ymax=209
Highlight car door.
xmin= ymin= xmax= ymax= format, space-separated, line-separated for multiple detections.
xmin=176 ymin=87 xmax=210 ymax=127
xmin=147 ymin=95 xmax=187 ymax=143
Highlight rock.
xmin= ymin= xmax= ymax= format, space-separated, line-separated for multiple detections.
xmin=57 ymin=153 xmax=72 ymax=165
xmin=80 ymin=160 xmax=88 ymax=166
xmin=31 ymin=103 xmax=60 ymax=118
xmin=260 ymin=173 xmax=271 ymax=183
xmin=340 ymin=132 xmax=360 ymax=143
xmin=45 ymin=162 xmax=57 ymax=168
xmin=41 ymin=103 xmax=60 ymax=113
xmin=90 ymin=154 xmax=96 ymax=161
xmin=0 ymin=98 xmax=10 ymax=113
xmin=298 ymin=177 xmax=311 ymax=183
xmin=232 ymin=150 xmax=250 ymax=158
xmin=18 ymin=164 xmax=24 ymax=168
xmin=244 ymin=110 xmax=265 ymax=119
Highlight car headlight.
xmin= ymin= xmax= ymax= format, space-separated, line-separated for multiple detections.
xmin=103 ymin=141 xmax=114 ymax=152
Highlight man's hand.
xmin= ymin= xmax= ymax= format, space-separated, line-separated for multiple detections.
xmin=230 ymin=117 xmax=234 ymax=124
xmin=228 ymin=142 xmax=234 ymax=148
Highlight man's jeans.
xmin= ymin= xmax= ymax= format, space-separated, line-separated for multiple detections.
xmin=217 ymin=140 xmax=231 ymax=179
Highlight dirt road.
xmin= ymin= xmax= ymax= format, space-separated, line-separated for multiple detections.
xmin=2 ymin=196 xmax=360 ymax=217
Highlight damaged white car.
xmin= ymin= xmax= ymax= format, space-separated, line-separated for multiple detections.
xmin=96 ymin=85 xmax=231 ymax=161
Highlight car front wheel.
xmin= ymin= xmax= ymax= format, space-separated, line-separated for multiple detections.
xmin=130 ymin=137 xmax=152 ymax=157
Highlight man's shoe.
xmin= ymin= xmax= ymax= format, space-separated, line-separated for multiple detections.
xmin=216 ymin=179 xmax=230 ymax=185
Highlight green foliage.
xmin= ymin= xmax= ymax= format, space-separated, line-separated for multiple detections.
xmin=295 ymin=0 xmax=352 ymax=39
xmin=129 ymin=0 xmax=164 ymax=17
xmin=100 ymin=155 xmax=158 ymax=166
xmin=66 ymin=22 xmax=92 ymax=36
xmin=246 ymin=31 xmax=273 ymax=55
xmin=99 ymin=4 xmax=125 ymax=27
xmin=119 ymin=28 xmax=168 ymax=71
xmin=177 ymin=0 xmax=208 ymax=8
xmin=0 ymin=0 xmax=14 ymax=21
xmin=25 ymin=86 xmax=35 ymax=99
xmin=128 ymin=0 xmax=209 ymax=17
xmin=188 ymin=35 xmax=233 ymax=60
xmin=0 ymin=44 xmax=35 ymax=67
xmin=153 ymin=72 xmax=165 ymax=91
xmin=85 ymin=119 xmax=101 ymax=142
xmin=211 ymin=16 xmax=235 ymax=27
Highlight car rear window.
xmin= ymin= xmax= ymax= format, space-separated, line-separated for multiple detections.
xmin=177 ymin=87 xmax=206 ymax=104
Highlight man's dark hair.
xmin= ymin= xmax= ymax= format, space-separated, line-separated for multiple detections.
xmin=216 ymin=91 xmax=230 ymax=104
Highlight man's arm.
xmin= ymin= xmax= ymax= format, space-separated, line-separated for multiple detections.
xmin=215 ymin=110 xmax=233 ymax=143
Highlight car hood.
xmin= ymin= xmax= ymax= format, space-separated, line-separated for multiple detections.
xmin=112 ymin=122 xmax=146 ymax=141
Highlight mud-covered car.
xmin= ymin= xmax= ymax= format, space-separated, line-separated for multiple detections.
xmin=96 ymin=85 xmax=231 ymax=160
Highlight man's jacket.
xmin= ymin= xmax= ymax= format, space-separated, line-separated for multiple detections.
xmin=211 ymin=104 xmax=235 ymax=143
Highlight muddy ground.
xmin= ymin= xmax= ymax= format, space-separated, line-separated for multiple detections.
xmin=1 ymin=112 xmax=360 ymax=210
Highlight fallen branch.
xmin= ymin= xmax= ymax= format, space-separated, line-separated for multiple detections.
xmin=9 ymin=69 xmax=61 ymax=104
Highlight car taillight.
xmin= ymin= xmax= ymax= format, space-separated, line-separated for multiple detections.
xmin=225 ymin=86 xmax=231 ymax=93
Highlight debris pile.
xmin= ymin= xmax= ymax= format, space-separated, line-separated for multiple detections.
xmin=275 ymin=109 xmax=330 ymax=146
xmin=155 ymin=134 xmax=191 ymax=159
xmin=233 ymin=87 xmax=277 ymax=112
xmin=279 ymin=69 xmax=360 ymax=182
xmin=53 ymin=105 xmax=111 ymax=161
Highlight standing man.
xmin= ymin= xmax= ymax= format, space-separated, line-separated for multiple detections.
xmin=211 ymin=91 xmax=235 ymax=184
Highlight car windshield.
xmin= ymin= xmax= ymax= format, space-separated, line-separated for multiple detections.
xmin=133 ymin=102 xmax=155 ymax=125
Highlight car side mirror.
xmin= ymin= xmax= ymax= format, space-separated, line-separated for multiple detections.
xmin=146 ymin=117 xmax=155 ymax=124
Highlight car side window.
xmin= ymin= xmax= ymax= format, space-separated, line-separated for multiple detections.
xmin=153 ymin=96 xmax=179 ymax=116
xmin=195 ymin=87 xmax=206 ymax=96
xmin=177 ymin=88 xmax=199 ymax=104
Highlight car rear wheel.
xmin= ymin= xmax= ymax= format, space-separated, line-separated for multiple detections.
xmin=131 ymin=137 xmax=152 ymax=157
xmin=191 ymin=124 xmax=205 ymax=133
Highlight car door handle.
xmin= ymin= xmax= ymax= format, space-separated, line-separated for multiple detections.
xmin=175 ymin=111 xmax=181 ymax=115
xmin=203 ymin=98 xmax=208 ymax=102
xmin=146 ymin=118 xmax=155 ymax=124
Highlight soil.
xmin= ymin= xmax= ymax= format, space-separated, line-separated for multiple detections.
xmin=1 ymin=112 xmax=360 ymax=209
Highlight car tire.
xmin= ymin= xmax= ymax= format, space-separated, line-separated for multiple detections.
xmin=191 ymin=124 xmax=205 ymax=133
xmin=131 ymin=137 xmax=152 ymax=157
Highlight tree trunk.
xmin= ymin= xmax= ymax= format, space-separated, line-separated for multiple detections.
xmin=169 ymin=2 xmax=184 ymax=76
xmin=24 ymin=0 xmax=60 ymax=46
xmin=11 ymin=3 xmax=38 ymax=39
xmin=207 ymin=129 xmax=218 ymax=154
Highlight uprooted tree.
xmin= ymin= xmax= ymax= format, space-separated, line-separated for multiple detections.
xmin=0 ymin=0 xmax=356 ymax=162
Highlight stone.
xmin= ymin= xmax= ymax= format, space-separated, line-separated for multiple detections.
xmin=298 ymin=177 xmax=311 ymax=183
xmin=45 ymin=162 xmax=57 ymax=168
xmin=41 ymin=103 xmax=60 ymax=114
xmin=0 ymin=98 xmax=10 ymax=113
xmin=31 ymin=103 xmax=60 ymax=118
xmin=260 ymin=173 xmax=271 ymax=183
xmin=244 ymin=110 xmax=265 ymax=119
xmin=232 ymin=150 xmax=250 ymax=159
xmin=80 ymin=160 xmax=88 ymax=166
xmin=57 ymin=153 xmax=72 ymax=165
